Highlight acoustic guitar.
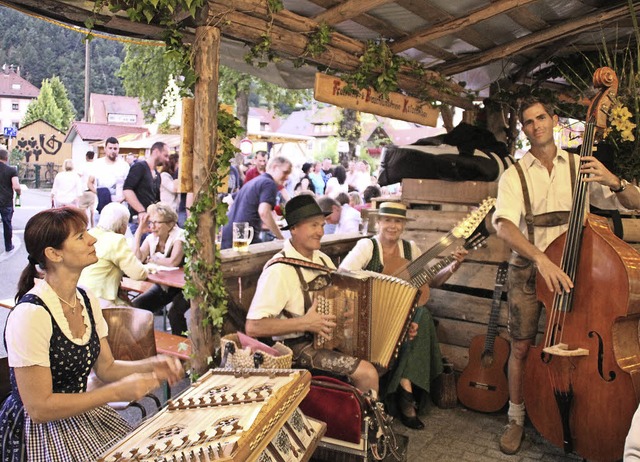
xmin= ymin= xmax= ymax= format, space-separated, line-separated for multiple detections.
xmin=457 ymin=261 xmax=510 ymax=413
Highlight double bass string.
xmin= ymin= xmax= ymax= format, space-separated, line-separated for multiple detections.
xmin=544 ymin=117 xmax=597 ymax=352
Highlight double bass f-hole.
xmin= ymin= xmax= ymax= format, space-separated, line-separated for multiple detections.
xmin=588 ymin=330 xmax=616 ymax=382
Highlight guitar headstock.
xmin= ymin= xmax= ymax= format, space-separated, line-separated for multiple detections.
xmin=495 ymin=261 xmax=509 ymax=286
xmin=464 ymin=232 xmax=489 ymax=251
xmin=452 ymin=197 xmax=496 ymax=239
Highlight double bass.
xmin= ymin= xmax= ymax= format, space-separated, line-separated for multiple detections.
xmin=522 ymin=67 xmax=640 ymax=461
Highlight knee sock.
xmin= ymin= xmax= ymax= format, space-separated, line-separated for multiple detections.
xmin=508 ymin=401 xmax=526 ymax=426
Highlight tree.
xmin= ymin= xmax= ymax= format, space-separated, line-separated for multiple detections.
xmin=337 ymin=108 xmax=362 ymax=165
xmin=48 ymin=76 xmax=76 ymax=131
xmin=117 ymin=43 xmax=181 ymax=122
xmin=22 ymin=79 xmax=65 ymax=130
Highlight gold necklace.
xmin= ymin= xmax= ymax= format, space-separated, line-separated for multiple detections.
xmin=56 ymin=292 xmax=78 ymax=315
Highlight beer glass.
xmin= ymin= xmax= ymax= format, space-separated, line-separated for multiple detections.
xmin=232 ymin=222 xmax=254 ymax=252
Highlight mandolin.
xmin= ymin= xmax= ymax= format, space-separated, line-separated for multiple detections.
xmin=456 ymin=261 xmax=510 ymax=413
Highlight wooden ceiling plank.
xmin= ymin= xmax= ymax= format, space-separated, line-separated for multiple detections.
xmin=208 ymin=2 xmax=475 ymax=108
xmin=436 ymin=1 xmax=639 ymax=76
xmin=304 ymin=0 xmax=457 ymax=60
xmin=391 ymin=0 xmax=539 ymax=53
xmin=312 ymin=0 xmax=396 ymax=25
xmin=395 ymin=0 xmax=496 ymax=54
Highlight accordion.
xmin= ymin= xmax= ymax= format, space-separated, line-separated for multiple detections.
xmin=314 ymin=270 xmax=420 ymax=369
xmin=98 ymin=369 xmax=325 ymax=462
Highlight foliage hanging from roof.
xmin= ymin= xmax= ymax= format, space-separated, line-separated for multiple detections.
xmin=87 ymin=0 xmax=206 ymax=94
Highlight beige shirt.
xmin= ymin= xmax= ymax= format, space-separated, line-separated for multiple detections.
xmin=79 ymin=227 xmax=148 ymax=305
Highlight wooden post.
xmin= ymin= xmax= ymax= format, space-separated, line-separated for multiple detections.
xmin=190 ymin=24 xmax=220 ymax=373
xmin=179 ymin=97 xmax=194 ymax=193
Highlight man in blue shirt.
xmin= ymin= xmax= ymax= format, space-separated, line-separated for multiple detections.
xmin=221 ymin=156 xmax=292 ymax=249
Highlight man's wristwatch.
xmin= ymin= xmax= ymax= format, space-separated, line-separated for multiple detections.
xmin=610 ymin=178 xmax=629 ymax=193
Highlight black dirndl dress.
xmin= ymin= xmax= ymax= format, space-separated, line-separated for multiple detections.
xmin=0 ymin=290 xmax=131 ymax=462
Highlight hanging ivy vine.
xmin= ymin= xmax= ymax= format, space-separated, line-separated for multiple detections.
xmin=183 ymin=106 xmax=242 ymax=328
xmin=245 ymin=0 xmax=284 ymax=67
xmin=293 ymin=23 xmax=333 ymax=68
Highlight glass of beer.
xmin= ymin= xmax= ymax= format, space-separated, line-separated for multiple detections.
xmin=215 ymin=227 xmax=222 ymax=251
xmin=232 ymin=222 xmax=254 ymax=252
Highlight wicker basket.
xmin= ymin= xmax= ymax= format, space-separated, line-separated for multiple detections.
xmin=220 ymin=333 xmax=293 ymax=369
xmin=432 ymin=360 xmax=457 ymax=409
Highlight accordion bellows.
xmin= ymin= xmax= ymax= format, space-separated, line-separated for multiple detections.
xmin=314 ymin=270 xmax=419 ymax=369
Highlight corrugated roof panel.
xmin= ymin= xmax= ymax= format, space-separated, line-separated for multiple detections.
xmin=332 ymin=20 xmax=380 ymax=41
xmin=367 ymin=4 xmax=430 ymax=34
xmin=424 ymin=0 xmax=492 ymax=17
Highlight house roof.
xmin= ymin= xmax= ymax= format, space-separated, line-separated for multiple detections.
xmin=0 ymin=66 xmax=39 ymax=99
xmin=248 ymin=107 xmax=282 ymax=132
xmin=64 ymin=121 xmax=149 ymax=144
xmin=88 ymin=93 xmax=145 ymax=126
xmin=0 ymin=0 xmax=636 ymax=107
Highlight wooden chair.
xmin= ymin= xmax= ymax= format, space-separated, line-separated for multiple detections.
xmin=88 ymin=307 xmax=162 ymax=417
xmin=0 ymin=357 xmax=10 ymax=405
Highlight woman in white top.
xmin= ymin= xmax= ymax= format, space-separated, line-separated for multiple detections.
xmin=0 ymin=207 xmax=182 ymax=461
xmin=132 ymin=202 xmax=190 ymax=336
xmin=51 ymin=159 xmax=83 ymax=207
xmin=79 ymin=202 xmax=148 ymax=307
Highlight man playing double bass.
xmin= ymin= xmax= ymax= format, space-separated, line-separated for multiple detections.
xmin=492 ymin=96 xmax=640 ymax=455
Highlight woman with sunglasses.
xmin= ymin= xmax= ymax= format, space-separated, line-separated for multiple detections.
xmin=132 ymin=202 xmax=190 ymax=336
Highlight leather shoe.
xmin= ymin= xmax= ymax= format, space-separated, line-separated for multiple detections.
xmin=499 ymin=420 xmax=524 ymax=454
xmin=398 ymin=411 xmax=424 ymax=430
xmin=397 ymin=388 xmax=425 ymax=430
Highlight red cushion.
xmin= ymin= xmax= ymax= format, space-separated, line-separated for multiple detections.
xmin=299 ymin=376 xmax=363 ymax=444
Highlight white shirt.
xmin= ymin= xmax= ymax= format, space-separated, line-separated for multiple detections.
xmin=247 ymin=239 xmax=336 ymax=340
xmin=6 ymin=280 xmax=108 ymax=368
xmin=51 ymin=171 xmax=83 ymax=206
xmin=340 ymin=236 xmax=421 ymax=271
xmin=492 ymin=149 xmax=633 ymax=252
xmin=93 ymin=157 xmax=130 ymax=201
xmin=335 ymin=204 xmax=362 ymax=234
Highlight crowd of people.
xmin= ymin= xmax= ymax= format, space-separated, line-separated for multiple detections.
xmin=220 ymin=153 xmax=397 ymax=249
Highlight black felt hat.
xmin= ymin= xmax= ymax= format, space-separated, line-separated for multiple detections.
xmin=280 ymin=195 xmax=331 ymax=230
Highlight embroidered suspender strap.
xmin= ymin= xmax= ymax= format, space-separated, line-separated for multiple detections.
xmin=514 ymin=161 xmax=536 ymax=244
xmin=266 ymin=256 xmax=334 ymax=314
xmin=265 ymin=257 xmax=334 ymax=274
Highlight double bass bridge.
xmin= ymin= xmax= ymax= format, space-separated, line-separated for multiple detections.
xmin=542 ymin=343 xmax=589 ymax=357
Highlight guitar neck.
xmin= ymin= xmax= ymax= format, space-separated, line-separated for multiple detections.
xmin=484 ymin=266 xmax=508 ymax=352
xmin=400 ymin=232 xmax=457 ymax=283
xmin=411 ymin=255 xmax=455 ymax=287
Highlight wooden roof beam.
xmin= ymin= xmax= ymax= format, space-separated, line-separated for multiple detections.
xmin=436 ymin=1 xmax=640 ymax=76
xmin=305 ymin=0 xmax=456 ymax=61
xmin=391 ymin=0 xmax=539 ymax=53
xmin=208 ymin=1 xmax=475 ymax=109
xmin=312 ymin=0 xmax=396 ymax=25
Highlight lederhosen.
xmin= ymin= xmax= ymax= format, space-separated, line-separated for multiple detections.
xmin=507 ymin=154 xmax=576 ymax=340
xmin=268 ymin=252 xmax=361 ymax=376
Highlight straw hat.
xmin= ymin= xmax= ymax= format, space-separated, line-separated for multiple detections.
xmin=280 ymin=195 xmax=331 ymax=230
xmin=373 ymin=202 xmax=415 ymax=221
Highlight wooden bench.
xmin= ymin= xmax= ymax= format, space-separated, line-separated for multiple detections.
xmin=154 ymin=330 xmax=192 ymax=361
xmin=120 ymin=277 xmax=154 ymax=296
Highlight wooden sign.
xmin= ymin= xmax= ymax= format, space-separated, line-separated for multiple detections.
xmin=314 ymin=73 xmax=439 ymax=127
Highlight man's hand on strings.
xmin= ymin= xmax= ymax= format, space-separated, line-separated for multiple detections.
xmin=534 ymin=254 xmax=573 ymax=294
xmin=580 ymin=155 xmax=618 ymax=189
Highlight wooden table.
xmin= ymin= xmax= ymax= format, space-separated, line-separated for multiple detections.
xmin=146 ymin=267 xmax=185 ymax=289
